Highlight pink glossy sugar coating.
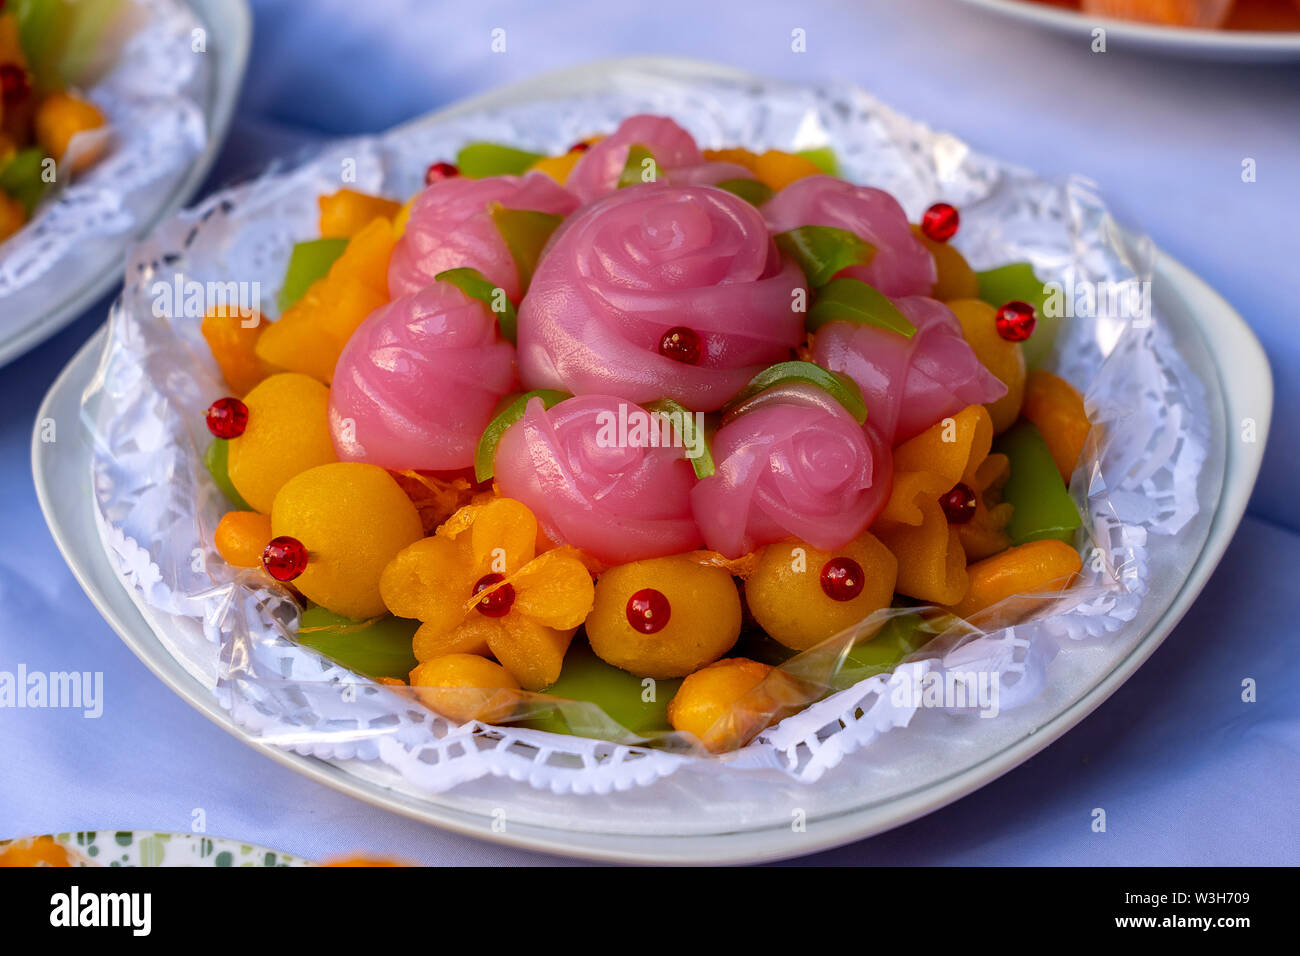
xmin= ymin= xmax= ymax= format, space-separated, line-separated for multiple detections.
xmin=329 ymin=281 xmax=516 ymax=472
xmin=516 ymin=184 xmax=806 ymax=412
xmin=493 ymin=394 xmax=703 ymax=565
xmin=388 ymin=173 xmax=578 ymax=301
xmin=763 ymin=175 xmax=937 ymax=298
xmin=812 ymin=296 xmax=1007 ymax=446
xmin=690 ymin=383 xmax=893 ymax=559
xmin=566 ymin=114 xmax=704 ymax=203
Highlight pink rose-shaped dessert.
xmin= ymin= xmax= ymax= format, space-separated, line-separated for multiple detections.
xmin=812 ymin=296 xmax=1006 ymax=447
xmin=388 ymin=173 xmax=579 ymax=301
xmin=565 ymin=114 xmax=704 ymax=203
xmin=329 ymin=281 xmax=516 ymax=472
xmin=493 ymin=394 xmax=703 ymax=565
xmin=690 ymin=384 xmax=893 ymax=559
xmin=763 ymin=175 xmax=936 ymax=298
xmin=517 ymin=184 xmax=806 ymax=411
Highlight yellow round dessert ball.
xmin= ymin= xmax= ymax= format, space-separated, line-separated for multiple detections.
xmin=226 ymin=372 xmax=337 ymax=513
xmin=947 ymin=298 xmax=1027 ymax=433
xmin=586 ymin=556 xmax=741 ymax=679
xmin=271 ymin=462 xmax=422 ymax=619
xmin=409 ymin=654 xmax=520 ymax=724
xmin=667 ymin=657 xmax=775 ymax=753
xmin=745 ymin=533 xmax=898 ymax=651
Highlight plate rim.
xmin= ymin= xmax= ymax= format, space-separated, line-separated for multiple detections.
xmin=31 ymin=58 xmax=1274 ymax=865
xmin=0 ymin=0 xmax=253 ymax=369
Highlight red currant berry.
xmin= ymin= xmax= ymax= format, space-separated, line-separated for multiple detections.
xmin=994 ymin=300 xmax=1037 ymax=342
xmin=568 ymin=141 xmax=591 ymax=153
xmin=205 ymin=397 xmax=249 ymax=439
xmin=939 ymin=483 xmax=978 ymax=524
xmin=472 ymin=573 xmax=516 ymax=618
xmin=626 ymin=588 xmax=671 ymax=634
xmin=819 ymin=557 xmax=865 ymax=602
xmin=262 ymin=536 xmax=309 ymax=582
xmin=424 ymin=161 xmax=459 ymax=185
xmin=658 ymin=326 xmax=703 ymax=365
xmin=0 ymin=64 xmax=32 ymax=105
xmin=920 ymin=202 xmax=959 ymax=242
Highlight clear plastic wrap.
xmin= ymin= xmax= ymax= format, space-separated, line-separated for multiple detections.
xmin=79 ymin=62 xmax=1218 ymax=821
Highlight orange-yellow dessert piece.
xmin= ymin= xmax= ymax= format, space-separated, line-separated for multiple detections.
xmin=529 ymin=150 xmax=585 ymax=184
xmin=911 ymin=224 xmax=979 ymax=300
xmin=528 ymin=137 xmax=605 ymax=183
xmin=958 ymin=455 xmax=1015 ymax=563
xmin=408 ymin=653 xmax=521 ymax=724
xmin=392 ymin=196 xmax=415 ymax=237
xmin=668 ymin=657 xmax=779 ymax=753
xmin=948 ymin=298 xmax=1027 ymax=434
xmin=745 ymin=533 xmax=898 ymax=651
xmin=271 ymin=462 xmax=423 ymax=619
xmin=255 ymin=218 xmax=395 ymax=383
xmin=34 ymin=92 xmax=107 ymax=171
xmin=0 ymin=836 xmax=73 ymax=867
xmin=0 ymin=192 xmax=24 ymax=242
xmin=225 ymin=372 xmax=337 ymax=513
xmin=214 ymin=510 xmax=273 ymax=568
xmin=0 ymin=13 xmax=28 ymax=68
xmin=873 ymin=405 xmax=1011 ymax=605
xmin=946 ymin=539 xmax=1083 ymax=621
xmin=1081 ymin=0 xmax=1232 ymax=27
xmin=201 ymin=306 xmax=278 ymax=395
xmin=318 ymin=189 xmax=402 ymax=239
xmin=1021 ymin=370 xmax=1091 ymax=483
xmin=702 ymin=147 xmax=823 ymax=191
xmin=381 ymin=498 xmax=593 ymax=690
xmin=586 ymin=555 xmax=741 ymax=679
xmin=320 ymin=856 xmax=408 ymax=867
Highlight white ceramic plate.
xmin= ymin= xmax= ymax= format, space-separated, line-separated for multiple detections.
xmin=1 ymin=830 xmax=311 ymax=866
xmin=953 ymin=0 xmax=1300 ymax=60
xmin=32 ymin=61 xmax=1271 ymax=859
xmin=0 ymin=0 xmax=251 ymax=369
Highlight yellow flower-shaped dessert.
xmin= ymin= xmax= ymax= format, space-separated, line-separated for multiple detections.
xmin=872 ymin=405 xmax=1013 ymax=606
xmin=380 ymin=497 xmax=594 ymax=690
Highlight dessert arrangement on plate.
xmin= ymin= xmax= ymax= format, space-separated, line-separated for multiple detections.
xmin=71 ymin=59 xmax=1214 ymax=810
xmin=190 ymin=113 xmax=1095 ymax=753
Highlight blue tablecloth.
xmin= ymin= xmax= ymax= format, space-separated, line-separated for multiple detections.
xmin=2 ymin=0 xmax=1297 ymax=865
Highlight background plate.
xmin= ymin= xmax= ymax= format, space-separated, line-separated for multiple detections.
xmin=953 ymin=0 xmax=1300 ymax=61
xmin=1 ymin=830 xmax=311 ymax=866
xmin=0 ymin=0 xmax=251 ymax=369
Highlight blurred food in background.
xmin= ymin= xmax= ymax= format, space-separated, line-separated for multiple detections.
xmin=1028 ymin=0 xmax=1300 ymax=28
